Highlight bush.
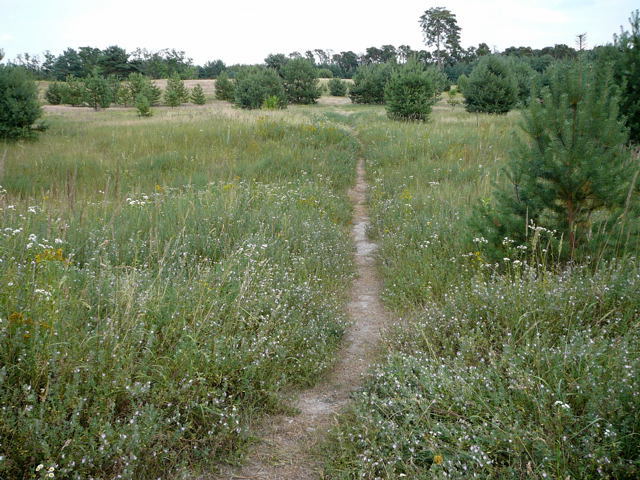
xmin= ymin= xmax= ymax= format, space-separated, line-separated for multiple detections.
xmin=474 ymin=61 xmax=635 ymax=261
xmin=328 ymin=78 xmax=348 ymax=96
xmin=61 ymin=76 xmax=86 ymax=106
xmin=164 ymin=74 xmax=189 ymax=107
xmin=44 ymin=82 xmax=65 ymax=105
xmin=135 ymin=93 xmax=152 ymax=117
xmin=115 ymin=84 xmax=133 ymax=106
xmin=464 ymin=56 xmax=517 ymax=114
xmin=349 ymin=63 xmax=395 ymax=104
xmin=384 ymin=62 xmax=437 ymax=121
xmin=456 ymin=73 xmax=469 ymax=94
xmin=281 ymin=58 xmax=321 ymax=105
xmin=233 ymin=68 xmax=286 ymax=110
xmin=83 ymin=71 xmax=113 ymax=110
xmin=317 ymin=68 xmax=333 ymax=78
xmin=127 ymin=73 xmax=161 ymax=106
xmin=191 ymin=84 xmax=206 ymax=105
xmin=0 ymin=66 xmax=43 ymax=140
xmin=214 ymin=72 xmax=235 ymax=101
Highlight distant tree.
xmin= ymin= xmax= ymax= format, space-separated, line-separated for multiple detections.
xmin=191 ymin=84 xmax=206 ymax=104
xmin=115 ymin=83 xmax=133 ymax=106
xmin=234 ymin=68 xmax=286 ymax=109
xmin=281 ymin=58 xmax=321 ymax=104
xmin=476 ymin=43 xmax=491 ymax=57
xmin=349 ymin=63 xmax=395 ymax=104
xmin=576 ymin=33 xmax=588 ymax=51
xmin=135 ymin=94 xmax=152 ymax=117
xmin=98 ymin=46 xmax=133 ymax=78
xmin=474 ymin=62 xmax=634 ymax=260
xmin=78 ymin=46 xmax=102 ymax=76
xmin=615 ymin=10 xmax=640 ymax=144
xmin=265 ymin=53 xmax=289 ymax=74
xmin=384 ymin=61 xmax=438 ymax=121
xmin=164 ymin=74 xmax=189 ymax=106
xmin=464 ymin=56 xmax=517 ymax=114
xmin=328 ymin=77 xmax=348 ymax=96
xmin=83 ymin=70 xmax=113 ymax=109
xmin=198 ymin=60 xmax=226 ymax=78
xmin=419 ymin=7 xmax=461 ymax=67
xmin=0 ymin=65 xmax=43 ymax=139
xmin=52 ymin=48 xmax=84 ymax=79
xmin=316 ymin=68 xmax=333 ymax=78
xmin=0 ymin=49 xmax=4 ymax=62
xmin=215 ymin=72 xmax=235 ymax=101
xmin=333 ymin=51 xmax=359 ymax=78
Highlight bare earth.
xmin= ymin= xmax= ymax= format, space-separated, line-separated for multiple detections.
xmin=210 ymin=156 xmax=391 ymax=479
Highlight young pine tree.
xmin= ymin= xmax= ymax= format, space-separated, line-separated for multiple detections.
xmin=281 ymin=58 xmax=321 ymax=104
xmin=191 ymin=84 xmax=206 ymax=105
xmin=164 ymin=74 xmax=189 ymax=107
xmin=615 ymin=10 xmax=640 ymax=144
xmin=384 ymin=62 xmax=437 ymax=121
xmin=214 ymin=72 xmax=235 ymax=101
xmin=328 ymin=77 xmax=348 ymax=96
xmin=83 ymin=70 xmax=112 ymax=110
xmin=135 ymin=93 xmax=152 ymax=117
xmin=0 ymin=65 xmax=42 ymax=139
xmin=474 ymin=61 xmax=635 ymax=261
xmin=464 ymin=56 xmax=517 ymax=114
xmin=127 ymin=73 xmax=161 ymax=105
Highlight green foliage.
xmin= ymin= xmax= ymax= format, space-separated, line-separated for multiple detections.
xmin=349 ymin=63 xmax=395 ymax=104
xmin=328 ymin=78 xmax=348 ymax=96
xmin=419 ymin=7 xmax=462 ymax=66
xmin=127 ymin=73 xmax=161 ymax=106
xmin=316 ymin=68 xmax=333 ymax=78
xmin=456 ymin=73 xmax=468 ymax=94
xmin=190 ymin=84 xmax=206 ymax=105
xmin=616 ymin=10 xmax=640 ymax=144
xmin=261 ymin=95 xmax=281 ymax=110
xmin=281 ymin=58 xmax=321 ymax=104
xmin=60 ymin=76 xmax=85 ymax=106
xmin=505 ymin=56 xmax=537 ymax=106
xmin=0 ymin=66 xmax=42 ymax=139
xmin=446 ymin=87 xmax=461 ymax=107
xmin=464 ymin=55 xmax=517 ymax=114
xmin=233 ymin=68 xmax=286 ymax=110
xmin=44 ymin=82 xmax=65 ymax=105
xmin=135 ymin=94 xmax=152 ymax=117
xmin=214 ymin=72 xmax=235 ymax=101
xmin=164 ymin=74 xmax=189 ymax=107
xmin=474 ymin=62 xmax=634 ymax=261
xmin=384 ymin=62 xmax=437 ymax=121
xmin=83 ymin=71 xmax=113 ymax=110
xmin=115 ymin=84 xmax=133 ymax=106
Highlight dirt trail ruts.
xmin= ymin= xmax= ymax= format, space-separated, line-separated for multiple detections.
xmin=210 ymin=156 xmax=391 ymax=479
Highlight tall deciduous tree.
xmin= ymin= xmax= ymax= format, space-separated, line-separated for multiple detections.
xmin=419 ymin=7 xmax=461 ymax=67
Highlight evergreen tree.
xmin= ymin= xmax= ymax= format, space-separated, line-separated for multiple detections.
xmin=214 ymin=72 xmax=235 ymax=101
xmin=281 ymin=58 xmax=321 ymax=104
xmin=127 ymin=73 xmax=161 ymax=105
xmin=349 ymin=63 xmax=395 ymax=104
xmin=384 ymin=62 xmax=437 ymax=121
xmin=164 ymin=74 xmax=189 ymax=107
xmin=464 ymin=55 xmax=517 ymax=114
xmin=457 ymin=73 xmax=469 ymax=94
xmin=234 ymin=68 xmax=286 ymax=110
xmin=83 ymin=70 xmax=112 ymax=110
xmin=328 ymin=78 xmax=348 ymax=96
xmin=474 ymin=62 xmax=635 ymax=260
xmin=135 ymin=94 xmax=152 ymax=117
xmin=191 ymin=84 xmax=206 ymax=105
xmin=45 ymin=82 xmax=65 ymax=105
xmin=0 ymin=65 xmax=43 ymax=139
xmin=61 ymin=75 xmax=86 ymax=106
xmin=615 ymin=10 xmax=640 ymax=144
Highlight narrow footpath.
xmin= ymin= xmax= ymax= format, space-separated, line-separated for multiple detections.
xmin=212 ymin=156 xmax=391 ymax=479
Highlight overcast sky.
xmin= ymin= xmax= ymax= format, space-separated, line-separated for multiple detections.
xmin=1 ymin=0 xmax=637 ymax=65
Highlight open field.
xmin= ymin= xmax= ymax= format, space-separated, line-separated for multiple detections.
xmin=1 ymin=98 xmax=638 ymax=480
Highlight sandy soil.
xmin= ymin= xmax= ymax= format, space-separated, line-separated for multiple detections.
xmin=209 ymin=156 xmax=391 ymax=479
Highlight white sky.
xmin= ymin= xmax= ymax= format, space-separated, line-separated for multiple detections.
xmin=0 ymin=0 xmax=637 ymax=65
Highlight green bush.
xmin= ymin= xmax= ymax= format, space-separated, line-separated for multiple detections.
xmin=464 ymin=56 xmax=517 ymax=114
xmin=317 ymin=68 xmax=333 ymax=78
xmin=191 ymin=84 xmax=206 ymax=105
xmin=474 ymin=61 xmax=634 ymax=261
xmin=61 ymin=76 xmax=86 ymax=106
xmin=456 ymin=73 xmax=469 ymax=94
xmin=214 ymin=72 xmax=235 ymax=101
xmin=44 ymin=82 xmax=65 ymax=105
xmin=233 ymin=68 xmax=286 ymax=110
xmin=164 ymin=74 xmax=189 ymax=107
xmin=349 ymin=63 xmax=395 ymax=104
xmin=127 ymin=73 xmax=161 ymax=106
xmin=384 ymin=62 xmax=437 ymax=121
xmin=505 ymin=57 xmax=537 ymax=106
xmin=135 ymin=94 xmax=152 ymax=117
xmin=0 ymin=66 xmax=43 ymax=140
xmin=83 ymin=71 xmax=113 ymax=110
xmin=281 ymin=58 xmax=321 ymax=105
xmin=328 ymin=78 xmax=348 ymax=96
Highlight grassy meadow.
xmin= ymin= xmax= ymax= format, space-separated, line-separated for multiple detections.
xmin=1 ymin=94 xmax=638 ymax=480
xmin=0 ymin=105 xmax=358 ymax=479
xmin=322 ymin=106 xmax=640 ymax=479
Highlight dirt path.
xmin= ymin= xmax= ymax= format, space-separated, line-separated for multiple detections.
xmin=211 ymin=156 xmax=390 ymax=479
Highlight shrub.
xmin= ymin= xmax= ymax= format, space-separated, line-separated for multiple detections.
xmin=464 ymin=55 xmax=517 ymax=114
xmin=384 ymin=62 xmax=437 ymax=121
xmin=474 ymin=61 xmax=635 ymax=261
xmin=349 ymin=63 xmax=395 ymax=104
xmin=83 ymin=71 xmax=113 ymax=110
xmin=281 ymin=58 xmax=321 ymax=104
xmin=44 ymin=82 xmax=65 ymax=105
xmin=328 ymin=78 xmax=348 ymax=96
xmin=0 ymin=66 xmax=43 ymax=139
xmin=446 ymin=87 xmax=461 ymax=107
xmin=61 ymin=76 xmax=86 ymax=106
xmin=164 ymin=74 xmax=189 ymax=107
xmin=214 ymin=72 xmax=235 ymax=101
xmin=317 ymin=68 xmax=333 ymax=78
xmin=115 ymin=84 xmax=133 ymax=106
xmin=135 ymin=93 xmax=152 ymax=117
xmin=127 ymin=73 xmax=161 ymax=106
xmin=261 ymin=95 xmax=281 ymax=109
xmin=233 ymin=68 xmax=286 ymax=110
xmin=456 ymin=73 xmax=469 ymax=94
xmin=191 ymin=84 xmax=206 ymax=105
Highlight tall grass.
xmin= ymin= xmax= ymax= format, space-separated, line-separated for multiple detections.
xmin=324 ymin=106 xmax=640 ymax=479
xmin=0 ymin=107 xmax=357 ymax=479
